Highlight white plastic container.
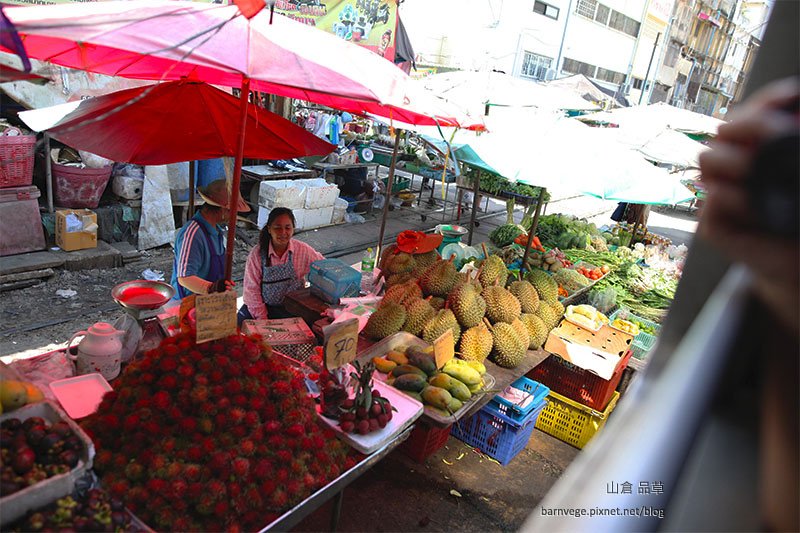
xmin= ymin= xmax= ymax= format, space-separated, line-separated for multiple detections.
xmin=0 ymin=401 xmax=95 ymax=526
xmin=296 ymin=178 xmax=339 ymax=209
xmin=302 ymin=207 xmax=333 ymax=230
xmin=258 ymin=205 xmax=306 ymax=230
xmin=258 ymin=180 xmax=306 ymax=209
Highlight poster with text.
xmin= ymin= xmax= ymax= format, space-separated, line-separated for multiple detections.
xmin=274 ymin=0 xmax=397 ymax=61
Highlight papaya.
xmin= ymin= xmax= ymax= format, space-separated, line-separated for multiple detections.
xmin=406 ymin=350 xmax=437 ymax=375
xmin=421 ymin=386 xmax=452 ymax=410
xmin=442 ymin=361 xmax=481 ymax=386
xmin=393 ymin=373 xmax=427 ymax=393
xmin=427 ymin=373 xmax=453 ymax=390
xmin=390 ymin=364 xmax=427 ymax=379
xmin=386 ymin=350 xmax=409 ymax=365
xmin=372 ymin=357 xmax=397 ymax=374
xmin=448 ymin=379 xmax=472 ymax=402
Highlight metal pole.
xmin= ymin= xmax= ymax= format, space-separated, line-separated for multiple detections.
xmin=520 ymin=188 xmax=547 ymax=274
xmin=467 ymin=170 xmax=481 ymax=246
xmin=554 ymin=0 xmax=575 ymax=75
xmin=639 ymin=32 xmax=661 ymax=105
xmin=224 ymin=77 xmax=251 ymax=281
xmin=43 ymin=134 xmax=54 ymax=213
xmin=376 ymin=133 xmax=401 ymax=261
xmin=188 ymin=160 xmax=196 ymax=219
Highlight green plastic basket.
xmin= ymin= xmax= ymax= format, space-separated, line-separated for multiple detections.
xmin=610 ymin=309 xmax=660 ymax=360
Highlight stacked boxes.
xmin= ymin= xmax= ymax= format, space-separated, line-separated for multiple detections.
xmin=257 ymin=178 xmax=342 ymax=231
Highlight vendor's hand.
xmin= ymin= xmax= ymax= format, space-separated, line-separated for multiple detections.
xmin=208 ymin=279 xmax=235 ymax=294
xmin=698 ymin=77 xmax=799 ymax=334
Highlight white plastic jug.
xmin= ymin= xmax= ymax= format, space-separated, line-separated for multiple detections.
xmin=67 ymin=322 xmax=123 ymax=380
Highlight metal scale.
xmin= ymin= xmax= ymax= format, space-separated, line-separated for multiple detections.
xmin=111 ymin=280 xmax=175 ymax=355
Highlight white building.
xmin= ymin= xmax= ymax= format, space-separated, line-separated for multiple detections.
xmin=557 ymin=0 xmax=646 ymax=93
xmin=399 ymin=0 xmax=568 ymax=80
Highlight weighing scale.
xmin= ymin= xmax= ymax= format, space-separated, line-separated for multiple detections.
xmin=111 ymin=280 xmax=174 ymax=355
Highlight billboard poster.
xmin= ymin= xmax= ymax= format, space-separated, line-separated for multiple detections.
xmin=274 ymin=0 xmax=398 ymax=60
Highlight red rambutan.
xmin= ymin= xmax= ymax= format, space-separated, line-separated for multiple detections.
xmin=213 ymin=500 xmax=230 ymax=517
xmin=190 ymin=385 xmax=209 ymax=404
xmin=229 ymin=407 xmax=246 ymax=425
xmin=124 ymin=462 xmax=144 ymax=481
xmin=201 ymin=437 xmax=216 ymax=454
xmin=209 ymin=451 xmax=231 ymax=474
xmin=179 ymin=416 xmax=198 ymax=433
xmin=286 ymin=423 xmax=304 ymax=438
xmin=232 ymin=457 xmax=250 ymax=478
xmin=300 ymin=437 xmax=314 ymax=451
xmin=146 ymin=477 xmax=168 ymax=495
xmin=240 ymin=440 xmax=256 ymax=456
xmin=276 ymin=468 xmax=289 ymax=483
xmin=269 ymin=489 xmax=288 ymax=510
xmin=231 ymin=425 xmax=247 ymax=438
xmin=178 ymin=364 xmax=195 ymax=378
xmin=162 ymin=343 xmax=180 ymax=357
xmin=260 ymin=479 xmax=277 ymax=495
xmin=286 ymin=480 xmax=302 ymax=497
xmin=273 ymin=381 xmax=292 ymax=397
xmin=198 ymin=417 xmax=214 ymax=434
xmin=214 ymin=412 xmax=229 ymax=429
xmin=277 ymin=450 xmax=292 ymax=463
xmin=157 ymin=374 xmax=178 ymax=390
xmin=122 ymin=414 xmax=141 ymax=432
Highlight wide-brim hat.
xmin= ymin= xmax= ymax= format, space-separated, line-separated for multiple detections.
xmin=396 ymin=230 xmax=442 ymax=254
xmin=198 ymin=179 xmax=250 ymax=213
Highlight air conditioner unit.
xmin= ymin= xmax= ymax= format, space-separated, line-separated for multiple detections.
xmin=544 ymin=68 xmax=557 ymax=81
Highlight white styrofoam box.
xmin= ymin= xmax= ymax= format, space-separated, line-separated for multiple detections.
xmin=296 ymin=178 xmax=339 ymax=209
xmin=258 ymin=205 xmax=307 ymax=230
xmin=112 ymin=174 xmax=144 ymax=200
xmin=258 ymin=180 xmax=306 ymax=209
xmin=303 ymin=206 xmax=333 ymax=230
xmin=332 ymin=197 xmax=348 ymax=224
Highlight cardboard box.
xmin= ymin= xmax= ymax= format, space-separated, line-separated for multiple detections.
xmin=55 ymin=209 xmax=98 ymax=251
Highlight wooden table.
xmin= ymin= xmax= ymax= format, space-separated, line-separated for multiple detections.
xmin=284 ymin=288 xmax=330 ymax=330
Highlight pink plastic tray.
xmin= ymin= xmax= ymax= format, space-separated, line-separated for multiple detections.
xmin=49 ymin=373 xmax=112 ymax=419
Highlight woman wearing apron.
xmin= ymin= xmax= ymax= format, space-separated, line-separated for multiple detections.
xmin=239 ymin=208 xmax=324 ymax=325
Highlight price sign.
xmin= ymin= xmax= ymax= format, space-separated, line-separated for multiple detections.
xmin=323 ymin=318 xmax=359 ymax=370
xmin=434 ymin=329 xmax=455 ymax=369
xmin=195 ymin=291 xmax=237 ymax=343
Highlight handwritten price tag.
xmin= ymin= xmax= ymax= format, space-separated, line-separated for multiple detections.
xmin=195 ymin=291 xmax=237 ymax=343
xmin=434 ymin=329 xmax=455 ymax=369
xmin=323 ymin=318 xmax=359 ymax=370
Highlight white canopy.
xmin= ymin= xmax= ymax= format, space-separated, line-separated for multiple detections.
xmin=578 ymin=102 xmax=725 ymax=136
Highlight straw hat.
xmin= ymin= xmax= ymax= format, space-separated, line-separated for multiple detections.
xmin=198 ymin=179 xmax=250 ymax=212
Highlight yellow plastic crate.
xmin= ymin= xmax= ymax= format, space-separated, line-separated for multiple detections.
xmin=535 ymin=390 xmax=620 ymax=449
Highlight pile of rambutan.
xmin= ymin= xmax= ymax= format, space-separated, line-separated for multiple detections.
xmin=81 ymin=333 xmax=357 ymax=532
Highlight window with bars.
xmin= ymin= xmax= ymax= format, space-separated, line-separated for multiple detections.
xmin=596 ymin=67 xmax=625 ymax=85
xmin=576 ymin=0 xmax=597 ymax=19
xmin=534 ymin=0 xmax=560 ymax=19
xmin=595 ymin=4 xmax=610 ymax=25
xmin=562 ymin=57 xmax=596 ymax=77
xmin=520 ymin=52 xmax=553 ymax=80
xmin=632 ymin=77 xmax=644 ymax=90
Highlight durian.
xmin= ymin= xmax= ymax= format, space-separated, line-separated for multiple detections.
xmin=422 ymin=308 xmax=461 ymax=344
xmin=508 ymin=280 xmax=539 ymax=314
xmin=402 ymin=298 xmax=435 ymax=337
xmin=478 ymin=255 xmax=508 ymax=288
xmin=419 ymin=258 xmax=458 ymax=297
xmin=447 ymin=281 xmax=486 ymax=328
xmin=364 ymin=302 xmax=406 ymax=340
xmin=381 ymin=280 xmax=422 ymax=307
xmin=526 ymin=269 xmax=559 ymax=303
xmin=429 ymin=297 xmax=446 ymax=311
xmin=535 ymin=301 xmax=559 ymax=330
xmin=489 ymin=321 xmax=527 ymax=368
xmin=384 ymin=251 xmax=416 ymax=275
xmin=458 ymin=321 xmax=493 ymax=362
xmin=520 ymin=313 xmax=549 ymax=349
xmin=482 ymin=285 xmax=522 ymax=324
xmin=510 ymin=318 xmax=531 ymax=351
xmin=412 ymin=250 xmax=440 ymax=276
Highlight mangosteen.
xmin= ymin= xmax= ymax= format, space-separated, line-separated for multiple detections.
xmin=110 ymin=499 xmax=124 ymax=512
xmin=73 ymin=517 xmax=90 ymax=532
xmin=26 ymin=426 xmax=47 ymax=447
xmin=21 ymin=417 xmax=46 ymax=431
xmin=64 ymin=436 xmax=82 ymax=451
xmin=0 ymin=428 xmax=15 ymax=446
xmin=26 ymin=511 xmax=46 ymax=531
xmin=58 ymin=450 xmax=79 ymax=469
xmin=12 ymin=446 xmax=36 ymax=475
xmin=11 ymin=431 xmax=29 ymax=451
xmin=37 ymin=432 xmax=61 ymax=453
xmin=0 ymin=418 xmax=21 ymax=431
xmin=111 ymin=511 xmax=128 ymax=527
xmin=51 ymin=421 xmax=72 ymax=438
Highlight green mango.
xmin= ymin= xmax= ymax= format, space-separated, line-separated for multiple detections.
xmin=448 ymin=379 xmax=472 ymax=402
xmin=442 ymin=362 xmax=482 ymax=386
xmin=446 ymin=396 xmax=464 ymax=413
xmin=407 ymin=349 xmax=437 ymax=375
xmin=421 ymin=386 xmax=452 ymax=410
xmin=428 ymin=373 xmax=454 ymax=390
xmin=393 ymin=373 xmax=427 ymax=392
xmin=390 ymin=364 xmax=427 ymax=379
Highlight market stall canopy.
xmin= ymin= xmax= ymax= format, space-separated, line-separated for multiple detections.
xmin=578 ymin=102 xmax=724 ymax=136
xmin=18 ymin=79 xmax=335 ymax=165
xmin=419 ymin=70 xmax=599 ymax=116
xmin=592 ymin=126 xmax=709 ymax=168
xmin=546 ymin=74 xmax=629 ymax=109
xmin=2 ymin=0 xmax=483 ymax=130
xmin=414 ymin=108 xmax=694 ymax=205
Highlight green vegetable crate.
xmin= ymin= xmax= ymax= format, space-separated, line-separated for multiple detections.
xmin=610 ymin=308 xmax=661 ymax=360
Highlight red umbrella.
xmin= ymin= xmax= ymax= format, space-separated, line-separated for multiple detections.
xmin=17 ymin=80 xmax=335 ymax=165
xmin=0 ymin=64 xmax=50 ymax=84
xmin=3 ymin=0 xmax=483 ymax=278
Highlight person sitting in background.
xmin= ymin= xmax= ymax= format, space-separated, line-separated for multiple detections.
xmin=238 ymin=208 xmax=324 ymax=323
xmin=170 ymin=179 xmax=249 ymax=300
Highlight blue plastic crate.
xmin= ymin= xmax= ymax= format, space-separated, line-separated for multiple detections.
xmin=491 ymin=377 xmax=550 ymax=425
xmin=451 ymin=401 xmax=546 ymax=466
xmin=308 ymin=259 xmax=362 ymax=304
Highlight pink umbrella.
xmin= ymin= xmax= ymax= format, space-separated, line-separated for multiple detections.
xmin=3 ymin=0 xmax=482 ymax=278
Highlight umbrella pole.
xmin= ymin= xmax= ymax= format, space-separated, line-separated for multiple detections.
xmin=520 ymin=188 xmax=547 ymax=275
xmin=44 ymin=134 xmax=54 ymax=214
xmin=376 ymin=132 xmax=402 ymax=261
xmin=224 ymin=78 xmax=251 ymax=281
xmin=188 ymin=161 xmax=196 ymax=219
xmin=467 ymin=170 xmax=481 ymax=246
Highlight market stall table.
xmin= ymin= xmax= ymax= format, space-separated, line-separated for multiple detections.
xmin=283 ymin=288 xmax=330 ymax=330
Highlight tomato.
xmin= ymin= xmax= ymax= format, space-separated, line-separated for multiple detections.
xmin=601 ymin=265 xmax=610 ymax=274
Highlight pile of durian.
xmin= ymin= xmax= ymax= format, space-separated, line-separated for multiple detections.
xmin=363 ymin=244 xmax=565 ymax=369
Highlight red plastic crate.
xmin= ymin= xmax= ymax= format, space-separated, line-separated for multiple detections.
xmin=527 ymin=350 xmax=632 ymax=411
xmin=0 ymin=135 xmax=36 ymax=188
xmin=399 ymin=422 xmax=452 ymax=463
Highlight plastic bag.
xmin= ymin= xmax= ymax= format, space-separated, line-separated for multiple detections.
xmin=372 ymin=193 xmax=385 ymax=210
xmin=78 ymin=150 xmax=113 ymax=169
xmin=114 ymin=313 xmax=143 ymax=363
xmin=588 ymin=286 xmax=617 ymax=314
xmin=344 ymin=212 xmax=366 ymax=224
